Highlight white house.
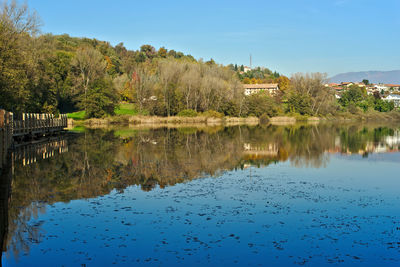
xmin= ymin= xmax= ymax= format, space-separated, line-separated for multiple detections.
xmin=386 ymin=84 xmax=400 ymax=91
xmin=374 ymin=84 xmax=389 ymax=91
xmin=243 ymin=66 xmax=252 ymax=73
xmin=243 ymin=84 xmax=280 ymax=96
xmin=383 ymin=94 xmax=400 ymax=107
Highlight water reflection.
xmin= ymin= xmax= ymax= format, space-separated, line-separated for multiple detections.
xmin=1 ymin=123 xmax=400 ymax=264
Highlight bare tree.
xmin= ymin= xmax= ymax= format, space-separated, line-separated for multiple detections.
xmin=71 ymin=46 xmax=107 ymax=111
xmin=290 ymin=72 xmax=334 ymax=114
xmin=158 ymin=59 xmax=183 ymax=116
xmin=179 ymin=63 xmax=200 ymax=109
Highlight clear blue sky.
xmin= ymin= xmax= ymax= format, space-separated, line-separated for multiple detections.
xmin=26 ymin=0 xmax=400 ymax=76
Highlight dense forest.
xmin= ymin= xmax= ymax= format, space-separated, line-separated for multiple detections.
xmin=1 ymin=1 xmax=398 ymax=119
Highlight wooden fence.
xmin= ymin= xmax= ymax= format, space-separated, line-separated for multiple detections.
xmin=12 ymin=113 xmax=68 ymax=137
xmin=1 ymin=109 xmax=67 ymax=169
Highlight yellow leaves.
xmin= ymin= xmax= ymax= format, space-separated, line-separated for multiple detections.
xmin=276 ymin=76 xmax=291 ymax=91
xmin=243 ymin=78 xmax=264 ymax=84
xmin=104 ymin=55 xmax=114 ymax=70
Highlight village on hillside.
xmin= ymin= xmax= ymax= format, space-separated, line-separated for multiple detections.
xmin=325 ymin=81 xmax=400 ymax=107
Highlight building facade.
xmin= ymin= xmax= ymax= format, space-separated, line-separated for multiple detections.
xmin=243 ymin=84 xmax=280 ymax=96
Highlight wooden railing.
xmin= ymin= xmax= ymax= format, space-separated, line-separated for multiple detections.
xmin=12 ymin=113 xmax=68 ymax=137
xmin=1 ymin=110 xmax=67 ymax=168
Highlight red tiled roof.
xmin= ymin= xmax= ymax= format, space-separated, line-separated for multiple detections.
xmin=243 ymin=83 xmax=279 ymax=89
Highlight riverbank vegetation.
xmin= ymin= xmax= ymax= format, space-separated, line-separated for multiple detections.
xmin=1 ymin=1 xmax=399 ymax=122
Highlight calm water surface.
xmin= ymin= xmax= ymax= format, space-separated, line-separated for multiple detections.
xmin=1 ymin=123 xmax=400 ymax=266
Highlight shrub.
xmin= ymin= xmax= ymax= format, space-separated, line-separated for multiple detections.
xmin=348 ymin=103 xmax=359 ymax=114
xmin=245 ymin=93 xmax=279 ymax=117
xmin=219 ymin=100 xmax=240 ymax=117
xmin=177 ymin=109 xmax=198 ymax=117
xmin=259 ymin=113 xmax=269 ymax=124
xmin=286 ymin=92 xmax=313 ymax=115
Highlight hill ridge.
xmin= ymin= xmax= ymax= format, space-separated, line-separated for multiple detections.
xmin=330 ymin=70 xmax=400 ymax=84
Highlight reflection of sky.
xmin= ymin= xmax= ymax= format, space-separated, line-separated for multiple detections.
xmin=3 ymin=155 xmax=400 ymax=266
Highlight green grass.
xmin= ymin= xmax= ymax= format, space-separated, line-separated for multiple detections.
xmin=67 ymin=103 xmax=140 ymax=120
xmin=114 ymin=103 xmax=139 ymax=116
xmin=67 ymin=110 xmax=86 ymax=120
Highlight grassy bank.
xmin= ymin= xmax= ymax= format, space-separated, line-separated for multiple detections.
xmin=73 ymin=115 xmax=260 ymax=127
xmin=67 ymin=103 xmax=400 ymax=128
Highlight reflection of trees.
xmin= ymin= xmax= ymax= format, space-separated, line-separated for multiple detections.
xmin=339 ymin=126 xmax=397 ymax=155
xmin=4 ymin=123 xmax=400 ymax=260
xmin=115 ymin=128 xmax=245 ymax=190
xmin=1 ymin=153 xmax=12 ymax=265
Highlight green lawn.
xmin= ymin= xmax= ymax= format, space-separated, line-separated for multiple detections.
xmin=67 ymin=103 xmax=139 ymax=119
xmin=114 ymin=103 xmax=139 ymax=116
xmin=67 ymin=110 xmax=86 ymax=120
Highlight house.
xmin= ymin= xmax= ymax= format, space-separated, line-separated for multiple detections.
xmin=383 ymin=94 xmax=400 ymax=107
xmin=385 ymin=84 xmax=400 ymax=91
xmin=341 ymin=82 xmax=353 ymax=87
xmin=243 ymin=66 xmax=251 ymax=73
xmin=243 ymin=84 xmax=280 ymax=96
xmin=374 ymin=83 xmax=389 ymax=92
xmin=354 ymin=82 xmax=366 ymax=87
xmin=324 ymin=83 xmax=340 ymax=87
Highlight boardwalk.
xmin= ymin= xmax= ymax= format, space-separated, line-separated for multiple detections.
xmin=1 ymin=109 xmax=67 ymax=168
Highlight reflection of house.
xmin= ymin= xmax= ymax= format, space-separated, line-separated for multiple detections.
xmin=383 ymin=94 xmax=400 ymax=107
xmin=243 ymin=143 xmax=279 ymax=157
xmin=328 ymin=131 xmax=400 ymax=155
xmin=385 ymin=130 xmax=400 ymax=147
xmin=244 ymin=84 xmax=280 ymax=96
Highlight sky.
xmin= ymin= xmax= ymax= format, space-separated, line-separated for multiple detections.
xmin=25 ymin=0 xmax=400 ymax=77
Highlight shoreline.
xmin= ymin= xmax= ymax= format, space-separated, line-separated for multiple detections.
xmin=68 ymin=111 xmax=400 ymax=128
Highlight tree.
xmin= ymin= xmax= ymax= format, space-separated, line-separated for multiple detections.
xmin=339 ymin=85 xmax=364 ymax=107
xmin=158 ymin=47 xmax=167 ymax=58
xmin=140 ymin=44 xmax=156 ymax=58
xmin=179 ymin=63 xmax=200 ymax=110
xmin=374 ymin=99 xmax=394 ymax=112
xmin=362 ymin=79 xmax=369 ymax=85
xmin=286 ymin=91 xmax=313 ymax=115
xmin=0 ymin=0 xmax=40 ymax=112
xmin=244 ymin=93 xmax=279 ymax=117
xmin=71 ymin=46 xmax=107 ymax=113
xmin=290 ymin=73 xmax=335 ymax=115
xmin=206 ymin=58 xmax=215 ymax=65
xmin=79 ymin=78 xmax=118 ymax=118
xmin=158 ymin=59 xmax=184 ymax=116
xmin=276 ymin=76 xmax=290 ymax=92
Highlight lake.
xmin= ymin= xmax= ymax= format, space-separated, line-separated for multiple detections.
xmin=1 ymin=123 xmax=400 ymax=266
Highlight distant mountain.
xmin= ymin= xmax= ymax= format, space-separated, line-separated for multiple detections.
xmin=329 ymin=70 xmax=400 ymax=84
